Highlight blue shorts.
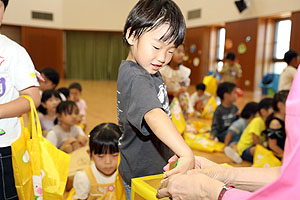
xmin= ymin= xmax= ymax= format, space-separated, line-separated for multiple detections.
xmin=241 ymin=146 xmax=253 ymax=162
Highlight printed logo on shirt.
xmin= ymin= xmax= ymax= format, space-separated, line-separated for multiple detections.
xmin=0 ymin=56 xmax=4 ymax=67
xmin=157 ymin=84 xmax=171 ymax=118
xmin=0 ymin=129 xmax=6 ymax=136
xmin=0 ymin=77 xmax=6 ymax=97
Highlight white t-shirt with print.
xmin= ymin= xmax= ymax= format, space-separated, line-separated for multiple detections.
xmin=0 ymin=34 xmax=39 ymax=147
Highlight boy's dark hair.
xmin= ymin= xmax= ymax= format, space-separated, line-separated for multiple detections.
xmin=69 ymin=82 xmax=82 ymax=92
xmin=217 ymin=82 xmax=236 ymax=100
xmin=272 ymin=90 xmax=289 ymax=112
xmin=241 ymin=102 xmax=259 ymax=119
xmin=56 ymin=101 xmax=79 ymax=116
xmin=1 ymin=0 xmax=8 ymax=9
xmin=123 ymin=0 xmax=186 ymax=48
xmin=38 ymin=89 xmax=61 ymax=115
xmin=196 ymin=83 xmax=206 ymax=91
xmin=40 ymin=67 xmax=60 ymax=86
xmin=225 ymin=52 xmax=236 ymax=61
xmin=258 ymin=97 xmax=273 ymax=116
xmin=284 ymin=50 xmax=299 ymax=65
xmin=57 ymin=87 xmax=70 ymax=100
xmin=89 ymin=123 xmax=121 ymax=155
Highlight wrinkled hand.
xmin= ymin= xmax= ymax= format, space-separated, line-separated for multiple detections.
xmin=163 ymin=155 xmax=194 ymax=178
xmin=157 ymin=172 xmax=224 ymax=200
xmin=188 ymin=165 xmax=234 ymax=185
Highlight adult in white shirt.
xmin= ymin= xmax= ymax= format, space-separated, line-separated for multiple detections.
xmin=279 ymin=50 xmax=299 ymax=91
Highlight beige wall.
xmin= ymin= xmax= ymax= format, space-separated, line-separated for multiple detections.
xmin=2 ymin=0 xmax=300 ymax=30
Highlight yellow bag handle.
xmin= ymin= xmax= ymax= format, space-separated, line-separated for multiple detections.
xmin=21 ymin=95 xmax=42 ymax=139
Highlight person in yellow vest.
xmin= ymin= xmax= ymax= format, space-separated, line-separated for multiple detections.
xmin=73 ymin=123 xmax=122 ymax=200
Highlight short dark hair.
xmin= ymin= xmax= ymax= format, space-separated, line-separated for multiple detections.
xmin=258 ymin=97 xmax=273 ymax=116
xmin=196 ymin=83 xmax=206 ymax=91
xmin=38 ymin=89 xmax=61 ymax=115
xmin=40 ymin=67 xmax=60 ymax=86
xmin=225 ymin=52 xmax=236 ymax=61
xmin=272 ymin=90 xmax=289 ymax=112
xmin=241 ymin=102 xmax=259 ymax=119
xmin=284 ymin=50 xmax=299 ymax=65
xmin=57 ymin=87 xmax=70 ymax=100
xmin=217 ymin=82 xmax=236 ymax=100
xmin=1 ymin=0 xmax=8 ymax=9
xmin=56 ymin=101 xmax=79 ymax=116
xmin=69 ymin=82 xmax=82 ymax=92
xmin=89 ymin=123 xmax=121 ymax=155
xmin=123 ymin=0 xmax=186 ymax=48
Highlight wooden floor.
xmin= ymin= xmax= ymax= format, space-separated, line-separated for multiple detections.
xmin=58 ymin=79 xmax=262 ymax=167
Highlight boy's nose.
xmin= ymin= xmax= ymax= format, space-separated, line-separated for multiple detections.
xmin=157 ymin=51 xmax=167 ymax=64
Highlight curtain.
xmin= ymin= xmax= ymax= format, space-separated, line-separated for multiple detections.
xmin=66 ymin=31 xmax=129 ymax=80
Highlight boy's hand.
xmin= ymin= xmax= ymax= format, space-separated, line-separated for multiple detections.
xmin=65 ymin=137 xmax=77 ymax=145
xmin=77 ymin=135 xmax=88 ymax=146
xmin=163 ymin=155 xmax=194 ymax=178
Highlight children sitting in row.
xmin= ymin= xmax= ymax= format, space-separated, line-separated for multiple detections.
xmin=73 ymin=123 xmax=121 ymax=200
xmin=264 ymin=90 xmax=289 ymax=158
xmin=46 ymin=101 xmax=88 ymax=153
xmin=237 ymin=97 xmax=273 ymax=162
xmin=210 ymin=82 xmax=239 ymax=142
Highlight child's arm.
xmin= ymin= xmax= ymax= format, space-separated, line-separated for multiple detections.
xmin=252 ymin=133 xmax=261 ymax=145
xmin=0 ymin=86 xmax=40 ymax=118
xmin=144 ymin=108 xmax=194 ymax=177
xmin=210 ymin=109 xmax=220 ymax=139
xmin=268 ymin=138 xmax=283 ymax=155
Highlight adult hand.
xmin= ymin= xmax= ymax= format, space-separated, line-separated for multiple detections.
xmin=157 ymin=172 xmax=224 ymax=200
xmin=164 ymin=155 xmax=218 ymax=172
xmin=188 ymin=165 xmax=234 ymax=185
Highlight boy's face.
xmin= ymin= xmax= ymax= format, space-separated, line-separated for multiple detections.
xmin=290 ymin=56 xmax=300 ymax=68
xmin=69 ymin=88 xmax=81 ymax=102
xmin=39 ymin=73 xmax=56 ymax=91
xmin=224 ymin=88 xmax=237 ymax=103
xmin=0 ymin=1 xmax=4 ymax=26
xmin=126 ymin=23 xmax=176 ymax=74
xmin=171 ymin=45 xmax=185 ymax=65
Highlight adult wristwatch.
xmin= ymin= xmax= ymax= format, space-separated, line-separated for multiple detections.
xmin=218 ymin=184 xmax=235 ymax=200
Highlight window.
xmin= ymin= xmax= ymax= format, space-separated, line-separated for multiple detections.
xmin=273 ymin=19 xmax=292 ymax=74
xmin=216 ymin=28 xmax=226 ymax=71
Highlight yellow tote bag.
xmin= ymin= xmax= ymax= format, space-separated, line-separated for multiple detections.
xmin=252 ymin=145 xmax=282 ymax=168
xmin=12 ymin=96 xmax=70 ymax=200
xmin=203 ymin=75 xmax=217 ymax=96
xmin=170 ymin=97 xmax=186 ymax=134
xmin=201 ymin=96 xmax=217 ymax=119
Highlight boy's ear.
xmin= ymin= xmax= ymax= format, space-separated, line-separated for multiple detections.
xmin=125 ymin=28 xmax=136 ymax=46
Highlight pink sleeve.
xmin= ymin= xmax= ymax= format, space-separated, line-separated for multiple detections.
xmin=222 ymin=188 xmax=252 ymax=200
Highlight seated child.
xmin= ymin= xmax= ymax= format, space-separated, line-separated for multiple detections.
xmin=237 ymin=97 xmax=273 ymax=162
xmin=224 ymin=102 xmax=259 ymax=164
xmin=69 ymin=82 xmax=87 ymax=123
xmin=210 ymin=82 xmax=239 ymax=142
xmin=39 ymin=67 xmax=60 ymax=92
xmin=57 ymin=87 xmax=70 ymax=101
xmin=160 ymin=44 xmax=193 ymax=114
xmin=264 ymin=90 xmax=289 ymax=158
xmin=37 ymin=89 xmax=62 ymax=135
xmin=46 ymin=101 xmax=88 ymax=153
xmin=73 ymin=123 xmax=122 ymax=200
xmin=189 ymin=83 xmax=211 ymax=115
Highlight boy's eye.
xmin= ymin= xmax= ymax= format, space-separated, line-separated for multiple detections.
xmin=168 ymin=51 xmax=174 ymax=54
xmin=153 ymin=46 xmax=160 ymax=50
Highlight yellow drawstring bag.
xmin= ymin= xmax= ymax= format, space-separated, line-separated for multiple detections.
xmin=11 ymin=95 xmax=70 ymax=200
xmin=201 ymin=96 xmax=217 ymax=119
xmin=170 ymin=97 xmax=186 ymax=134
xmin=203 ymin=75 xmax=217 ymax=96
xmin=252 ymin=145 xmax=282 ymax=168
xmin=184 ymin=132 xmax=224 ymax=153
